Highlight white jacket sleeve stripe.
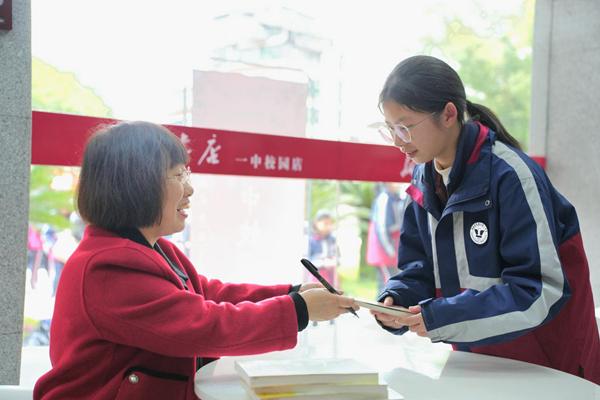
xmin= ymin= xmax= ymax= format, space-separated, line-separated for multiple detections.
xmin=428 ymin=213 xmax=442 ymax=289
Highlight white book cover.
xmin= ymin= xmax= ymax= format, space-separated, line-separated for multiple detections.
xmin=235 ymin=358 xmax=379 ymax=388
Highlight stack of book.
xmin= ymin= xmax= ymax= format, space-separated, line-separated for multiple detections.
xmin=234 ymin=358 xmax=394 ymax=400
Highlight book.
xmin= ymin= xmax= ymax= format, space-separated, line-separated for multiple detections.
xmin=245 ymin=383 xmax=389 ymax=400
xmin=234 ymin=358 xmax=379 ymax=388
xmin=244 ymin=384 xmax=404 ymax=400
xmin=254 ymin=383 xmax=387 ymax=395
xmin=355 ymin=299 xmax=412 ymax=317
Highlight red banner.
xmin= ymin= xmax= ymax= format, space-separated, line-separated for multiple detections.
xmin=32 ymin=111 xmax=414 ymax=182
xmin=31 ymin=111 xmax=545 ymax=181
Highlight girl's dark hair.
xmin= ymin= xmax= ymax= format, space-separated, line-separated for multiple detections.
xmin=77 ymin=121 xmax=189 ymax=231
xmin=379 ymin=55 xmax=521 ymax=150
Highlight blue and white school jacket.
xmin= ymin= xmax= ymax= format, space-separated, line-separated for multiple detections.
xmin=380 ymin=121 xmax=600 ymax=383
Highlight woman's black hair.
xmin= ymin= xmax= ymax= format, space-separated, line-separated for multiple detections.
xmin=77 ymin=121 xmax=189 ymax=231
xmin=379 ymin=55 xmax=521 ymax=150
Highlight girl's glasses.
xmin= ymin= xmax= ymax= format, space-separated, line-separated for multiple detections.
xmin=370 ymin=112 xmax=436 ymax=144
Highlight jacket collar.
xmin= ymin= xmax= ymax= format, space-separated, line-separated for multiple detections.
xmin=113 ymin=227 xmax=153 ymax=248
xmin=406 ymin=121 xmax=494 ymax=218
xmin=83 ymin=225 xmax=190 ymax=289
xmin=83 ymin=225 xmax=166 ymax=257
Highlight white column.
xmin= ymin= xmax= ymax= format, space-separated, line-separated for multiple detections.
xmin=0 ymin=0 xmax=31 ymax=385
xmin=531 ymin=0 xmax=600 ymax=302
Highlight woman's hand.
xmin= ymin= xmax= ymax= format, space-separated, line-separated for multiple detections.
xmin=370 ymin=297 xmax=428 ymax=337
xmin=298 ymin=282 xmax=324 ymax=292
xmin=299 ymin=288 xmax=358 ymax=321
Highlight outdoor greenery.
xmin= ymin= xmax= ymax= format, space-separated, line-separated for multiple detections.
xmin=309 ymin=179 xmax=379 ymax=298
xmin=32 ymin=57 xmax=111 ymax=117
xmin=30 ymin=57 xmax=112 ymax=229
xmin=423 ymin=0 xmax=535 ymax=149
xmin=28 ymin=166 xmax=77 ymax=229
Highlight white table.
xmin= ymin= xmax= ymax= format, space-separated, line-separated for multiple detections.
xmin=195 ymin=310 xmax=600 ymax=400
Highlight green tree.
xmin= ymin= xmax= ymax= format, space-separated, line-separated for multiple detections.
xmin=423 ymin=0 xmax=534 ymax=149
xmin=28 ymin=167 xmax=77 ymax=229
xmin=32 ymin=57 xmax=111 ymax=117
xmin=30 ymin=57 xmax=112 ymax=229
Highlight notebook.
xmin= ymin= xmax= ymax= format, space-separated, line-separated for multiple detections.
xmin=355 ymin=299 xmax=412 ymax=317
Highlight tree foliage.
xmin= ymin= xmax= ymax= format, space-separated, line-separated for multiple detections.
xmin=28 ymin=166 xmax=77 ymax=229
xmin=423 ymin=0 xmax=534 ymax=149
xmin=32 ymin=57 xmax=111 ymax=117
xmin=30 ymin=57 xmax=112 ymax=229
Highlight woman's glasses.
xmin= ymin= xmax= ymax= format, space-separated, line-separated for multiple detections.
xmin=168 ymin=166 xmax=191 ymax=185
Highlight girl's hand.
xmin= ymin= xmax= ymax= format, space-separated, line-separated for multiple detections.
xmin=370 ymin=297 xmax=428 ymax=337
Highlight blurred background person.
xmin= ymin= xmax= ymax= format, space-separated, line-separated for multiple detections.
xmin=307 ymin=209 xmax=339 ymax=288
xmin=50 ymin=212 xmax=84 ymax=297
xmin=366 ymin=182 xmax=408 ymax=293
xmin=27 ymin=224 xmax=44 ymax=290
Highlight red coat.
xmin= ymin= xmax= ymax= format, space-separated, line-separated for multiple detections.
xmin=34 ymin=226 xmax=299 ymax=399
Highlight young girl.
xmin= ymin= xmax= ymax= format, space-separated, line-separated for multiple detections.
xmin=370 ymin=55 xmax=600 ymax=383
xmin=307 ymin=209 xmax=339 ymax=287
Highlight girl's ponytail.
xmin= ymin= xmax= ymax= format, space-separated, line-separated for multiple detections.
xmin=380 ymin=56 xmax=522 ymax=151
xmin=466 ymin=100 xmax=522 ymax=150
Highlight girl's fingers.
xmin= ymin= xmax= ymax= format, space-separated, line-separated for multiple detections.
xmin=383 ymin=297 xmax=395 ymax=306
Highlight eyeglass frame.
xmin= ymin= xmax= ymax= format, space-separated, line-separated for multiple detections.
xmin=167 ymin=166 xmax=192 ymax=185
xmin=372 ymin=112 xmax=437 ymax=144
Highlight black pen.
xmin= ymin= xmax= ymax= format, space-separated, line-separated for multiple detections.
xmin=300 ymin=258 xmax=359 ymax=318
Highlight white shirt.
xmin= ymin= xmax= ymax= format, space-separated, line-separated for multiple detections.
xmin=434 ymin=160 xmax=452 ymax=187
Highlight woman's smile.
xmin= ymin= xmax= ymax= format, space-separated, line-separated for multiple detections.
xmin=177 ymin=202 xmax=190 ymax=218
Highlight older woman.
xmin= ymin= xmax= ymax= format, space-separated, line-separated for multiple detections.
xmin=34 ymin=121 xmax=357 ymax=400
